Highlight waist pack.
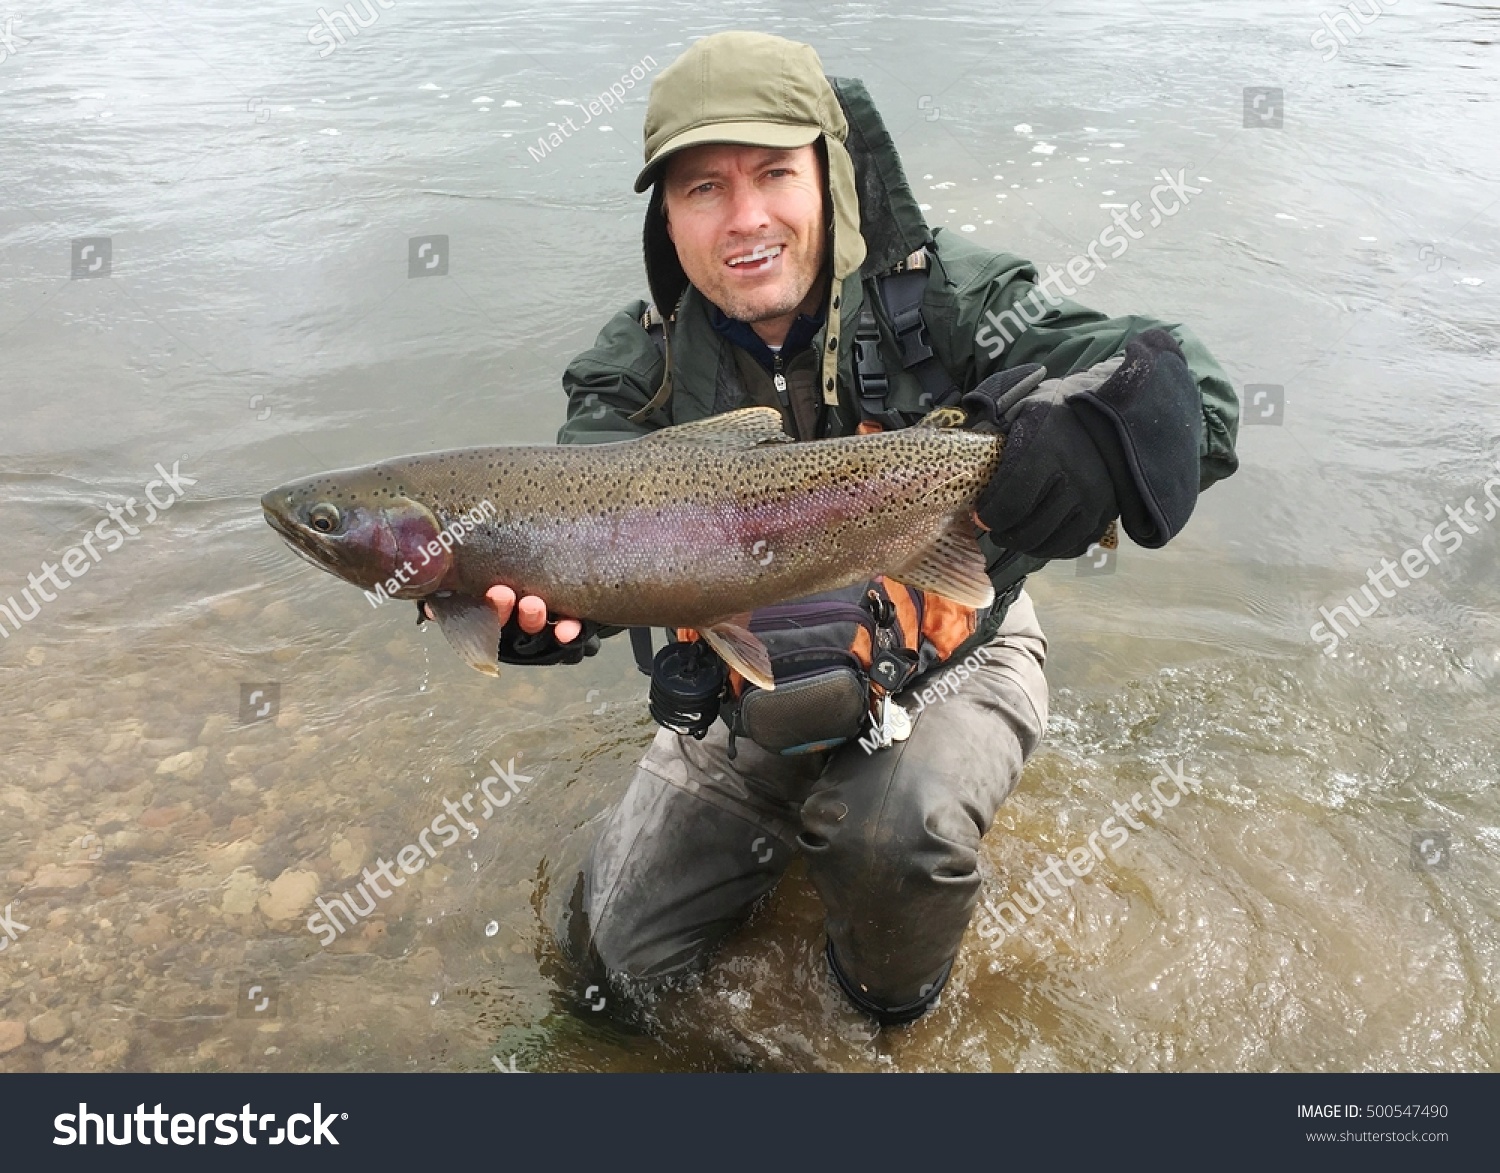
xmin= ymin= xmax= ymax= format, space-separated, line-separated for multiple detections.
xmin=674 ymin=579 xmax=983 ymax=756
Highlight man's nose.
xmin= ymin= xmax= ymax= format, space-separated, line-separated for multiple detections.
xmin=722 ymin=179 xmax=771 ymax=234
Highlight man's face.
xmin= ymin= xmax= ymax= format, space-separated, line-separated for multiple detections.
xmin=662 ymin=142 xmax=828 ymax=345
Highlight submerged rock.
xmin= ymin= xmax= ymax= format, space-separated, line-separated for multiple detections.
xmin=220 ymin=869 xmax=264 ymax=917
xmin=27 ymin=1012 xmax=68 ymax=1046
xmin=258 ymin=868 xmax=321 ymax=921
xmin=25 ymin=864 xmax=93 ymax=895
xmin=0 ymin=1021 xmax=26 ymax=1054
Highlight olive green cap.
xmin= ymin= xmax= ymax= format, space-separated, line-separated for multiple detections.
xmin=635 ymin=32 xmax=847 ymax=194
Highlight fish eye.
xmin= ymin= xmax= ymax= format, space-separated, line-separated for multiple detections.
xmin=308 ymin=503 xmax=341 ymax=534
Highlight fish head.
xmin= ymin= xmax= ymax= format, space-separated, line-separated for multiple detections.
xmin=261 ymin=472 xmax=452 ymax=596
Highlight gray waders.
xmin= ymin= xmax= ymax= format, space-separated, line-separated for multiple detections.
xmin=570 ymin=590 xmax=1048 ymax=1026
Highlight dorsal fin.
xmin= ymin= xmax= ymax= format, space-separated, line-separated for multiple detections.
xmin=914 ymin=406 xmax=970 ymax=430
xmin=638 ymin=407 xmax=791 ymax=449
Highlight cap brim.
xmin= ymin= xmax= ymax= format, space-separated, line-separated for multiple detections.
xmin=633 ymin=121 xmax=822 ymax=192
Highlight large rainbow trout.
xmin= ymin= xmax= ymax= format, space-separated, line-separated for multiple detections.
xmin=261 ymin=407 xmax=1003 ymax=689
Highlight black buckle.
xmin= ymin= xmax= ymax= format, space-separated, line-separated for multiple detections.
xmin=854 ymin=332 xmax=888 ymax=402
xmin=892 ymin=305 xmax=935 ymax=369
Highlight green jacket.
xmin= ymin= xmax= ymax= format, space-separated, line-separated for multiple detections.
xmin=557 ymin=78 xmax=1239 ymax=650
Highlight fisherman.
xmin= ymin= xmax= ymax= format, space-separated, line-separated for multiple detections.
xmin=486 ymin=31 xmax=1239 ymax=1024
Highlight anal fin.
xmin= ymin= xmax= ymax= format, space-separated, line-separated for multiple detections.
xmin=895 ymin=516 xmax=996 ymax=609
xmin=423 ymin=594 xmax=504 ymax=677
xmin=697 ymin=614 xmax=775 ymax=691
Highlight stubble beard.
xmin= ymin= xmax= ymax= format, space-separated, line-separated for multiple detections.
xmin=709 ymin=249 xmax=823 ymax=326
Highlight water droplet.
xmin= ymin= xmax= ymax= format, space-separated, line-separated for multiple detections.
xmin=430 ymin=992 xmax=440 ymax=1006
xmin=485 ymin=921 xmax=499 ymax=937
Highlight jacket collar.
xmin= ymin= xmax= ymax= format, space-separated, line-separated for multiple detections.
xmin=708 ymin=304 xmax=827 ymax=373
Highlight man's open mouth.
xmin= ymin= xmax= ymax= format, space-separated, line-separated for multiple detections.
xmin=726 ymin=244 xmax=783 ymax=271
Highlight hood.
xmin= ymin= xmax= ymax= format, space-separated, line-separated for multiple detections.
xmin=636 ymin=34 xmax=931 ymax=410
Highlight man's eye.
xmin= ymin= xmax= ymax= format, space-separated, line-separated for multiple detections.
xmin=765 ymin=168 xmax=792 ymax=179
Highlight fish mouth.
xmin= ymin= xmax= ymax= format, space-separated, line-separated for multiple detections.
xmin=261 ymin=501 xmax=301 ymax=546
xmin=262 ymin=499 xmax=342 ymax=574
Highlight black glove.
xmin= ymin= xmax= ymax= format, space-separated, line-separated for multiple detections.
xmin=965 ymin=330 xmax=1204 ymax=557
xmin=1064 ymin=330 xmax=1204 ymax=549
xmin=498 ymin=615 xmax=601 ymax=666
xmin=965 ymin=362 xmax=1122 ymax=560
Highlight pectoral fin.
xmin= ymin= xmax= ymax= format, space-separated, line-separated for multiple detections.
xmin=423 ymin=593 xmax=503 ymax=677
xmin=697 ymin=614 xmax=775 ymax=691
xmin=895 ymin=517 xmax=996 ymax=609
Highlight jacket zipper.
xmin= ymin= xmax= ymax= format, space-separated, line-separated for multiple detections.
xmin=771 ymin=353 xmax=789 ymax=405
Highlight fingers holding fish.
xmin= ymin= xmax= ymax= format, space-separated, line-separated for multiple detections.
xmin=487 ymin=586 xmax=581 ymax=643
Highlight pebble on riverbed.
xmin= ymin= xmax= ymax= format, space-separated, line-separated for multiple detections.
xmin=27 ymin=1012 xmax=69 ymax=1046
xmin=257 ymin=868 xmax=321 ymax=922
xmin=0 ymin=1022 xmax=26 ymax=1054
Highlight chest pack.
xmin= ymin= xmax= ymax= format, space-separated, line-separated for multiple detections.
xmin=631 ymin=576 xmax=992 ymax=757
xmin=715 ymin=577 xmax=983 ymax=756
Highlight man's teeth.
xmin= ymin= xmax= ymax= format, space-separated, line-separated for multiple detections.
xmin=728 ymin=245 xmax=782 ymax=266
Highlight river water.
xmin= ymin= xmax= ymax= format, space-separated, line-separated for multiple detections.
xmin=1 ymin=0 xmax=1496 ymax=1072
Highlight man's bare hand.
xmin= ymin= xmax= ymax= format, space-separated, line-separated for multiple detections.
xmin=422 ymin=585 xmax=581 ymax=644
xmin=483 ymin=585 xmax=583 ymax=644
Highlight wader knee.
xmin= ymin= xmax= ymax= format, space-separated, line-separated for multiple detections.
xmin=800 ymin=782 xmax=982 ymax=1023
